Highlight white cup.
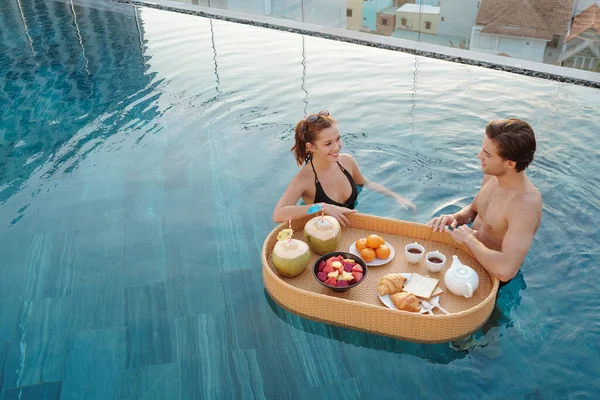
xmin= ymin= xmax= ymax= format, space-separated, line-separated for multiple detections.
xmin=425 ymin=250 xmax=446 ymax=273
xmin=404 ymin=242 xmax=425 ymax=264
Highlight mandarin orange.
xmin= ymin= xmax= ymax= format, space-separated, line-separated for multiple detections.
xmin=355 ymin=238 xmax=368 ymax=252
xmin=366 ymin=235 xmax=382 ymax=249
xmin=360 ymin=247 xmax=376 ymax=263
xmin=375 ymin=245 xmax=391 ymax=259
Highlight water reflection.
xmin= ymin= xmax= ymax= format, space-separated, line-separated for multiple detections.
xmin=265 ymin=272 xmax=526 ymax=363
xmin=265 ymin=291 xmax=469 ymax=364
xmin=0 ymin=0 xmax=159 ymax=207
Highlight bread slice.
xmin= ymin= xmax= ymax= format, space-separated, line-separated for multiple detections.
xmin=403 ymin=273 xmax=439 ymax=299
xmin=415 ymin=286 xmax=443 ymax=300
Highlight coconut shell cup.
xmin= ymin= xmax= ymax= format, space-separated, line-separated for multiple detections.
xmin=304 ymin=216 xmax=341 ymax=255
xmin=313 ymin=252 xmax=368 ymax=293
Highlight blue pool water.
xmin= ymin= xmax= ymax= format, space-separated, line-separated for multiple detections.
xmin=1 ymin=1 xmax=599 ymax=398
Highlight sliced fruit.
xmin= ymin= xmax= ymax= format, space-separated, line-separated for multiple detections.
xmin=317 ymin=272 xmax=327 ymax=282
xmin=331 ymin=261 xmax=343 ymax=269
xmin=324 ymin=277 xmax=337 ymax=286
xmin=336 ymin=280 xmax=349 ymax=287
xmin=277 ymin=229 xmax=294 ymax=241
xmin=351 ymin=265 xmax=363 ymax=273
xmin=352 ymin=271 xmax=363 ymax=282
xmin=327 ymin=270 xmax=339 ymax=279
xmin=338 ymin=271 xmax=354 ymax=281
xmin=322 ymin=265 xmax=334 ymax=274
xmin=318 ymin=260 xmax=326 ymax=272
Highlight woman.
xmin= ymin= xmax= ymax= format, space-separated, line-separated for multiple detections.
xmin=273 ymin=110 xmax=416 ymax=226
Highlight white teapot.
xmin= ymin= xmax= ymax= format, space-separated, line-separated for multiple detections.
xmin=444 ymin=256 xmax=479 ymax=298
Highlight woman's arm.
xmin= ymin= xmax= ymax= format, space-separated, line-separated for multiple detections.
xmin=272 ymin=172 xmax=356 ymax=225
xmin=272 ymin=173 xmax=312 ymax=222
xmin=343 ymin=154 xmax=417 ymax=213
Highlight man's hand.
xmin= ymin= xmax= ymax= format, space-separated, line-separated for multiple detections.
xmin=427 ymin=214 xmax=459 ymax=232
xmin=449 ymin=225 xmax=478 ymax=244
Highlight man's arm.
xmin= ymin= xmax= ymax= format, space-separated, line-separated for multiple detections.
xmin=429 ymin=175 xmax=491 ymax=231
xmin=451 ymin=198 xmax=542 ymax=282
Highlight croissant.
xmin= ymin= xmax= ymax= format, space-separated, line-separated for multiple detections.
xmin=378 ymin=274 xmax=406 ymax=296
xmin=390 ymin=292 xmax=421 ymax=313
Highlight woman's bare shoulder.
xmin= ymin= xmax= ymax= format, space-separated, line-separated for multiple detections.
xmin=293 ymin=163 xmax=313 ymax=183
xmin=339 ymin=153 xmax=358 ymax=168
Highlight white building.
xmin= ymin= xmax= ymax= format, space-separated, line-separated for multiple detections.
xmin=395 ymin=4 xmax=440 ymax=33
xmin=437 ymin=0 xmax=480 ymax=39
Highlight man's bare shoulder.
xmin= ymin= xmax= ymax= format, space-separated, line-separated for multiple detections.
xmin=523 ymin=183 xmax=542 ymax=211
xmin=510 ymin=182 xmax=542 ymax=226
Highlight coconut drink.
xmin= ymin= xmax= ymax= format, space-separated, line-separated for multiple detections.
xmin=304 ymin=215 xmax=341 ymax=255
xmin=272 ymin=228 xmax=310 ymax=278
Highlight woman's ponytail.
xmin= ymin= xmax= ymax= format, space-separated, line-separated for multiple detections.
xmin=290 ymin=113 xmax=336 ymax=167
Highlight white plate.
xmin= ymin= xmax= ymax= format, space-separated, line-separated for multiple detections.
xmin=377 ymin=273 xmax=439 ymax=314
xmin=348 ymin=241 xmax=395 ymax=266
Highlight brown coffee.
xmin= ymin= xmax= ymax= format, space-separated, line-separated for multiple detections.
xmin=428 ymin=257 xmax=443 ymax=263
xmin=407 ymin=248 xmax=422 ymax=254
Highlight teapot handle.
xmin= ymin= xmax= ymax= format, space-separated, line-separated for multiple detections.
xmin=464 ymin=283 xmax=473 ymax=298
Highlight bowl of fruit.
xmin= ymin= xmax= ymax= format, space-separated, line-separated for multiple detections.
xmin=313 ymin=252 xmax=368 ymax=292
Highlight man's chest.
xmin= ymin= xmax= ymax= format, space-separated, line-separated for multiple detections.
xmin=476 ymin=187 xmax=511 ymax=236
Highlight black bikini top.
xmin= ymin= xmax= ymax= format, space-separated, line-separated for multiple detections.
xmin=310 ymin=159 xmax=359 ymax=210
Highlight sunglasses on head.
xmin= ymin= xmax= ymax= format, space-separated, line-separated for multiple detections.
xmin=305 ymin=109 xmax=330 ymax=123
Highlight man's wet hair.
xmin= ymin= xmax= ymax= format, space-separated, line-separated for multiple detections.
xmin=485 ymin=119 xmax=536 ymax=172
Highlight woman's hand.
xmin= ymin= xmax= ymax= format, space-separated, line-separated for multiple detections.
xmin=427 ymin=214 xmax=458 ymax=232
xmin=324 ymin=204 xmax=357 ymax=226
xmin=394 ymin=194 xmax=417 ymax=214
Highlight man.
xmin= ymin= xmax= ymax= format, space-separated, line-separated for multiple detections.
xmin=428 ymin=119 xmax=542 ymax=283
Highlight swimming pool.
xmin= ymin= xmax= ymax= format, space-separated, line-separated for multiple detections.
xmin=1 ymin=0 xmax=599 ymax=398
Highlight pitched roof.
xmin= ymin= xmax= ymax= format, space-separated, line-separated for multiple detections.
xmin=476 ymin=0 xmax=574 ymax=41
xmin=566 ymin=4 xmax=600 ymax=42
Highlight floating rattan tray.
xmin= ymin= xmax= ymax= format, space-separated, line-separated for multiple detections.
xmin=262 ymin=213 xmax=499 ymax=343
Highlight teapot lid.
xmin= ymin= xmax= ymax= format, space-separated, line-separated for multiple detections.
xmin=451 ymin=255 xmax=474 ymax=278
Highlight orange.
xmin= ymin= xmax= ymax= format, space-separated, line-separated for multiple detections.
xmin=355 ymin=238 xmax=368 ymax=252
xmin=375 ymin=245 xmax=391 ymax=260
xmin=366 ymin=234 xmax=383 ymax=249
xmin=360 ymin=247 xmax=376 ymax=263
